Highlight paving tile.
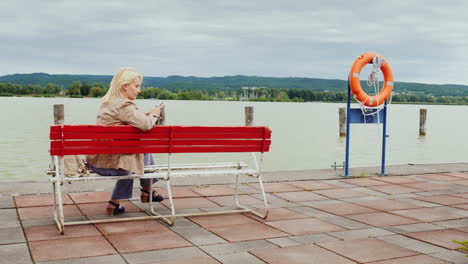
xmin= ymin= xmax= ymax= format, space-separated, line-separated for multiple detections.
xmin=396 ymin=198 xmax=441 ymax=208
xmin=354 ymin=199 xmax=421 ymax=211
xmin=433 ymin=218 xmax=468 ymax=228
xmin=290 ymin=206 xmax=372 ymax=230
xmin=106 ymin=230 xmax=192 ymax=253
xmin=318 ymin=238 xmax=419 ymax=263
xmin=199 ymin=240 xmax=277 ymax=255
xmin=212 ymin=252 xmax=265 ymax=264
xmin=249 ymin=182 xmax=301 ymax=193
xmin=391 ymin=207 xmax=464 ymax=222
xmin=68 ymin=191 xmax=112 ymax=204
xmin=29 ymin=236 xmax=116 ymax=262
xmin=319 ymin=214 xmax=372 ymax=229
xmin=450 ymin=192 xmax=468 ymax=199
xmin=455 ymin=226 xmax=468 ymax=233
xmin=156 ymin=187 xmax=200 ymax=198
xmin=122 ymin=247 xmax=208 ymax=264
xmin=405 ymin=229 xmax=468 ymax=250
xmin=243 ymin=207 xmax=310 ymax=222
xmin=313 ymin=188 xmax=369 ymax=199
xmin=161 ymin=197 xmax=220 ymax=209
xmin=207 ymin=195 xmax=263 ymax=207
xmin=206 ymin=222 xmax=289 ymax=242
xmin=0 ymin=243 xmax=33 ymax=264
xmin=441 ymin=206 xmax=468 ymax=217
xmin=429 ymin=250 xmax=468 ymax=264
xmin=77 ymin=201 xmax=141 ymax=216
xmin=21 ymin=216 xmax=88 ymax=228
xmin=368 ymin=185 xmax=421 ymax=195
xmin=191 ymin=185 xmax=241 ymax=196
xmin=417 ymin=174 xmax=465 ymax=181
xmin=347 ymin=187 xmax=390 ymax=197
xmin=288 ymin=181 xmax=341 ymax=190
xmin=402 ymin=182 xmax=452 ymax=192
xmin=0 ymin=227 xmax=25 ymax=244
xmin=14 ymin=194 xmax=74 ymax=207
xmin=452 ymin=180 xmax=468 ymax=186
xmin=383 ymin=223 xmax=445 ymax=234
xmin=414 ymin=195 xmax=468 ymax=206
xmin=35 ymin=254 xmax=127 ymax=264
xmin=251 ymin=244 xmax=357 ymax=264
xmin=442 ymin=172 xmax=468 ymax=179
xmin=86 ymin=212 xmax=150 ymax=221
xmin=366 ymin=254 xmax=452 ymax=264
xmin=311 ymin=202 xmax=379 ymax=215
xmin=0 ymin=197 xmax=15 ymax=209
xmin=273 ymin=191 xmax=329 ymax=202
xmin=266 ymin=237 xmax=302 ymax=247
xmin=228 ymin=184 xmax=262 ymax=194
xmin=188 ymin=213 xmax=259 ymax=228
xmin=265 ymin=217 xmax=345 ymax=235
xmin=344 ymin=212 xmax=420 ymax=227
xmin=340 ymin=178 xmax=389 ymax=187
xmin=289 ymin=233 xmax=340 ymax=244
xmin=329 ymin=227 xmax=394 ymax=240
xmin=250 ymin=193 xmax=298 ymax=208
xmin=25 ymin=224 xmax=100 ymax=241
xmin=374 ymin=177 xmax=422 ymax=184
xmin=411 ymin=190 xmax=457 ymax=197
xmin=153 ymin=256 xmax=221 ymax=264
xmin=172 ymin=226 xmax=226 ymax=245
xmin=378 ymin=234 xmax=447 ymax=254
xmin=0 ymin=208 xmax=20 ymax=228
xmin=95 ymin=220 xmax=169 ymax=235
xmin=18 ymin=205 xmax=82 ymax=220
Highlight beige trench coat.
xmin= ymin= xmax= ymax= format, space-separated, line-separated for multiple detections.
xmin=86 ymin=98 xmax=158 ymax=175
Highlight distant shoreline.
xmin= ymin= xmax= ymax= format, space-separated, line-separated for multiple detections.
xmin=2 ymin=94 xmax=468 ymax=106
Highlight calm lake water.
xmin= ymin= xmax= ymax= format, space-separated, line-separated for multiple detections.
xmin=1 ymin=97 xmax=467 ymax=182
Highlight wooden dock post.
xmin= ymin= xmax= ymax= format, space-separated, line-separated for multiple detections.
xmin=419 ymin=108 xmax=427 ymax=136
xmin=54 ymin=104 xmax=64 ymax=124
xmin=245 ymin=106 xmax=253 ymax=126
xmin=159 ymin=106 xmax=166 ymax=125
xmin=339 ymin=107 xmax=346 ymax=137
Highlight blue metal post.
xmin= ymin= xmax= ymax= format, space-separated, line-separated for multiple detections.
xmin=344 ymin=80 xmax=351 ymax=177
xmin=380 ymin=102 xmax=388 ymax=175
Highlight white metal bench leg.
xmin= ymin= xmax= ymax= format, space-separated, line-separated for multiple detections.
xmin=56 ymin=178 xmax=65 ymax=234
xmin=52 ymin=156 xmax=65 ymax=234
xmin=234 ymin=174 xmax=269 ymax=219
xmin=149 ymin=179 xmax=175 ymax=226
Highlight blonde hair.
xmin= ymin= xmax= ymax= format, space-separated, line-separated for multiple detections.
xmin=102 ymin=67 xmax=143 ymax=103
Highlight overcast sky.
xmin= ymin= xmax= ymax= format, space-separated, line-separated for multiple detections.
xmin=1 ymin=0 xmax=468 ymax=84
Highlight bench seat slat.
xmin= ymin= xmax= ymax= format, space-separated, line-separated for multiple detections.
xmin=59 ymin=125 xmax=269 ymax=134
xmin=56 ymin=132 xmax=271 ymax=140
xmin=52 ymin=139 xmax=271 ymax=148
xmin=50 ymin=145 xmax=270 ymax=156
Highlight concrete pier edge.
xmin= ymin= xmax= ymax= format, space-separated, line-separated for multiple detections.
xmin=2 ymin=162 xmax=468 ymax=196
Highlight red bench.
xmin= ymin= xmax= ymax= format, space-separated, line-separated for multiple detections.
xmin=49 ymin=125 xmax=272 ymax=233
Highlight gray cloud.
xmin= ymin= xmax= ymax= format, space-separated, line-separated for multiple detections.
xmin=1 ymin=0 xmax=468 ymax=84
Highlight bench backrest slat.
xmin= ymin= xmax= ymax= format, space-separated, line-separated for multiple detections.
xmin=50 ymin=125 xmax=272 ymax=156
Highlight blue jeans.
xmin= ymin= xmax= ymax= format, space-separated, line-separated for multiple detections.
xmin=89 ymin=154 xmax=158 ymax=200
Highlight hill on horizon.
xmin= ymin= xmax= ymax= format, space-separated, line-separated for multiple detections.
xmin=1 ymin=72 xmax=468 ymax=97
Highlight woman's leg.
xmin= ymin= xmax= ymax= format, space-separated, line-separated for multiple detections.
xmin=141 ymin=153 xmax=158 ymax=188
xmin=140 ymin=154 xmax=162 ymax=201
xmin=88 ymin=164 xmax=133 ymax=208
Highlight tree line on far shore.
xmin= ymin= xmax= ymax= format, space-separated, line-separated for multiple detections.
xmin=3 ymin=81 xmax=468 ymax=105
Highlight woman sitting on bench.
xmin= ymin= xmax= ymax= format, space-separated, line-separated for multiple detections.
xmin=86 ymin=67 xmax=165 ymax=216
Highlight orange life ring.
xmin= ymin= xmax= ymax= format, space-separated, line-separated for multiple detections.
xmin=349 ymin=52 xmax=394 ymax=107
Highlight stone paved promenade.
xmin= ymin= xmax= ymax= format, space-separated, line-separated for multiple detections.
xmin=1 ymin=170 xmax=468 ymax=263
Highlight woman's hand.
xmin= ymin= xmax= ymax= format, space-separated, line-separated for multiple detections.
xmin=146 ymin=105 xmax=164 ymax=117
